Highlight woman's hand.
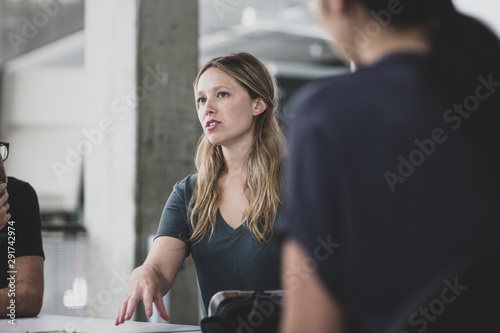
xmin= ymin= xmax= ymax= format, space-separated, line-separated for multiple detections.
xmin=115 ymin=236 xmax=187 ymax=326
xmin=115 ymin=264 xmax=170 ymax=325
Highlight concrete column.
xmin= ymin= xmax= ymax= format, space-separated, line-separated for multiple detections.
xmin=136 ymin=0 xmax=199 ymax=324
xmin=0 ymin=1 xmax=4 ymax=64
xmin=84 ymin=0 xmax=139 ymax=320
xmin=85 ymin=0 xmax=198 ymax=323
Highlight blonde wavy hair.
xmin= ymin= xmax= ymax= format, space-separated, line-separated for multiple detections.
xmin=189 ymin=52 xmax=284 ymax=243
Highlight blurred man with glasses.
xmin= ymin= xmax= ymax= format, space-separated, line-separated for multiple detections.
xmin=0 ymin=142 xmax=44 ymax=319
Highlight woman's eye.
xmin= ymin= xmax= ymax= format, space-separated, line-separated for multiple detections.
xmin=218 ymin=92 xmax=228 ymax=98
xmin=197 ymin=97 xmax=206 ymax=104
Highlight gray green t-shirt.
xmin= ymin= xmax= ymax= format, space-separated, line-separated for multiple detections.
xmin=155 ymin=174 xmax=281 ymax=312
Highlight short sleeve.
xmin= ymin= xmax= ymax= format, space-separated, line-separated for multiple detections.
xmin=155 ymin=175 xmax=194 ymax=253
xmin=4 ymin=179 xmax=44 ymax=259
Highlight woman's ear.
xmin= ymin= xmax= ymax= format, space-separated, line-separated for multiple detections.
xmin=320 ymin=0 xmax=347 ymax=17
xmin=253 ymin=98 xmax=268 ymax=116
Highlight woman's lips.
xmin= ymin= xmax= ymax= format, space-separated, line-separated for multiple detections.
xmin=206 ymin=120 xmax=220 ymax=131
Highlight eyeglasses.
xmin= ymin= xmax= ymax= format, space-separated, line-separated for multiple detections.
xmin=0 ymin=142 xmax=9 ymax=162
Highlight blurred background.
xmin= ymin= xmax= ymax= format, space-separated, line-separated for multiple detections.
xmin=0 ymin=0 xmax=499 ymax=325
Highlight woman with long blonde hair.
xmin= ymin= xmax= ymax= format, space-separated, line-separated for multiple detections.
xmin=116 ymin=52 xmax=284 ymax=324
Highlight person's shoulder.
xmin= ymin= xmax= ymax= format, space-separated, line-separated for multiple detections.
xmin=172 ymin=174 xmax=197 ymax=197
xmin=176 ymin=174 xmax=197 ymax=188
xmin=7 ymin=176 xmax=26 ymax=188
xmin=288 ymin=68 xmax=371 ymax=110
xmin=286 ymin=53 xmax=428 ymax=122
xmin=6 ymin=177 xmax=39 ymax=210
xmin=7 ymin=177 xmax=37 ymax=197
xmin=283 ymin=72 xmax=357 ymax=132
xmin=290 ymin=72 xmax=353 ymax=106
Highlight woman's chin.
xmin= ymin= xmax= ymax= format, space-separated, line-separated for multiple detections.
xmin=207 ymin=138 xmax=221 ymax=146
xmin=206 ymin=135 xmax=223 ymax=146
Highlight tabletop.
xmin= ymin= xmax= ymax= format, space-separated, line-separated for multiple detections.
xmin=0 ymin=314 xmax=202 ymax=333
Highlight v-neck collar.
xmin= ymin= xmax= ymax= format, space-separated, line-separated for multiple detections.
xmin=217 ymin=210 xmax=247 ymax=236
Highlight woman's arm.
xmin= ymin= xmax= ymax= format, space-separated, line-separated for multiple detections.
xmin=280 ymin=238 xmax=344 ymax=333
xmin=115 ymin=236 xmax=188 ymax=325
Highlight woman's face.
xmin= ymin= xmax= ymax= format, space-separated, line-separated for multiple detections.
xmin=195 ymin=67 xmax=266 ymax=149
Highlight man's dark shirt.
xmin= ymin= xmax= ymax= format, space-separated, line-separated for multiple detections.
xmin=0 ymin=177 xmax=44 ymax=289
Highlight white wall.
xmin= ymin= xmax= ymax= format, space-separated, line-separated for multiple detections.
xmin=1 ymin=67 xmax=85 ymax=212
xmin=1 ymin=30 xmax=86 ymax=213
xmin=453 ymin=0 xmax=500 ymax=37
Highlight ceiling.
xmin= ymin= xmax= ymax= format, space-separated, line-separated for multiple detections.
xmin=0 ymin=0 xmax=85 ymax=64
xmin=198 ymin=0 xmax=346 ymax=77
xmin=2 ymin=0 xmax=500 ymax=78
xmin=0 ymin=0 xmax=345 ymax=78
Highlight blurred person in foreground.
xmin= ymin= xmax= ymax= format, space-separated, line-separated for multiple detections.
xmin=0 ymin=142 xmax=44 ymax=319
xmin=278 ymin=0 xmax=500 ymax=332
xmin=116 ymin=52 xmax=284 ymax=324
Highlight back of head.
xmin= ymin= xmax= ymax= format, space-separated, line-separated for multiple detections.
xmin=354 ymin=0 xmax=500 ymax=94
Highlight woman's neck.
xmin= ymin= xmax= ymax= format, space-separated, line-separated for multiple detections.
xmin=221 ymin=145 xmax=249 ymax=177
xmin=354 ymin=25 xmax=431 ymax=66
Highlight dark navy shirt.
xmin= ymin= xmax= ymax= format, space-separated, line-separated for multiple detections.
xmin=277 ymin=52 xmax=500 ymax=332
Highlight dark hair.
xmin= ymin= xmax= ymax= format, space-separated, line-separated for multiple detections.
xmin=357 ymin=0 xmax=500 ymax=183
xmin=356 ymin=0 xmax=500 ymax=97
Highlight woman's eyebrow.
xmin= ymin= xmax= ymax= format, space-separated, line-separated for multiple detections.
xmin=210 ymin=85 xmax=232 ymax=91
xmin=196 ymin=85 xmax=232 ymax=95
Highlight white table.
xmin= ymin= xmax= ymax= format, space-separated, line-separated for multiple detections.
xmin=0 ymin=314 xmax=201 ymax=333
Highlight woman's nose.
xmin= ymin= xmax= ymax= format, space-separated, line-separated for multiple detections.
xmin=205 ymin=99 xmax=215 ymax=114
